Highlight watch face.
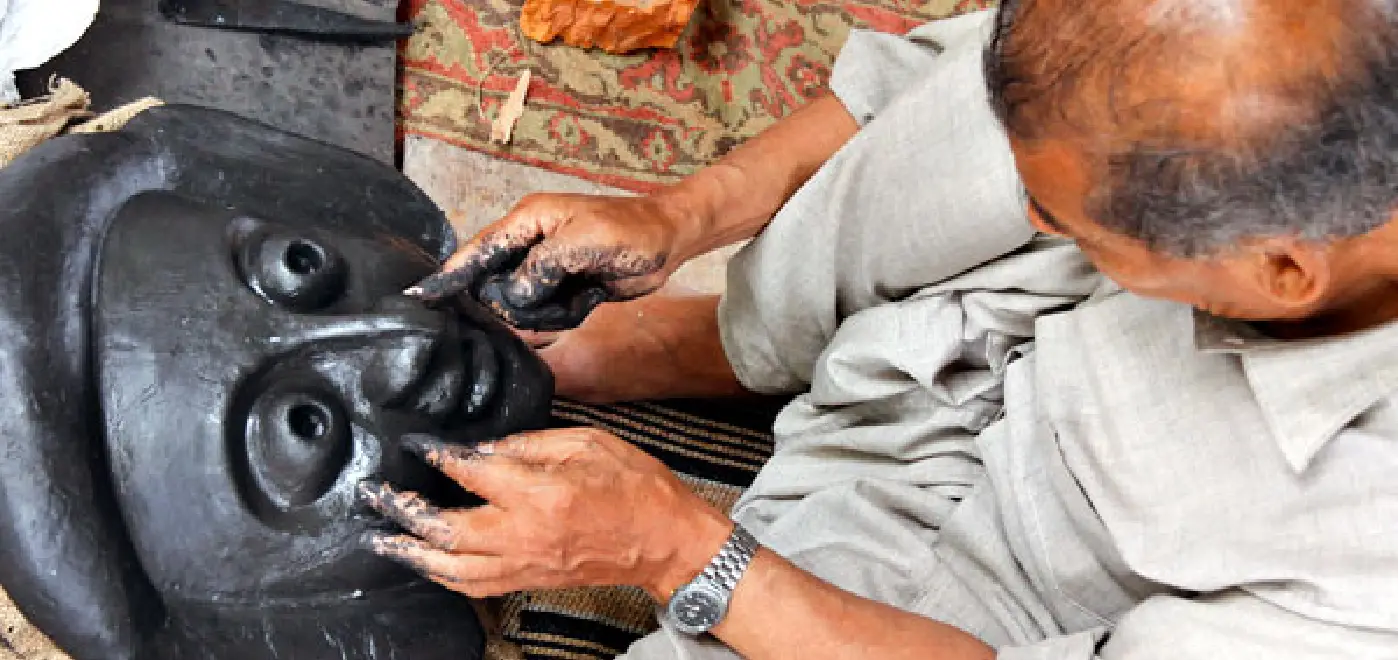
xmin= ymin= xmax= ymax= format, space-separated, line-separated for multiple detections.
xmin=668 ymin=582 xmax=727 ymax=634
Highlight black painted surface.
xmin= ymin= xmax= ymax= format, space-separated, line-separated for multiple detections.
xmin=0 ymin=105 xmax=554 ymax=660
xmin=159 ymin=0 xmax=417 ymax=40
xmin=19 ymin=0 xmax=398 ymax=163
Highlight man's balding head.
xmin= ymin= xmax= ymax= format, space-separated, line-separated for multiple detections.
xmin=986 ymin=0 xmax=1398 ymax=257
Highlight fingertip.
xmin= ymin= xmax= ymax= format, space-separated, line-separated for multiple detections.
xmin=411 ymin=268 xmax=476 ymax=301
xmin=402 ymin=435 xmax=488 ymax=479
xmin=357 ymin=480 xmax=386 ymax=507
xmin=359 ymin=530 xmax=389 ymax=553
xmin=399 ymin=434 xmax=446 ymax=465
xmin=358 ymin=480 xmax=443 ymax=529
xmin=408 ymin=273 xmax=447 ymax=300
xmin=365 ymin=532 xmax=432 ymax=560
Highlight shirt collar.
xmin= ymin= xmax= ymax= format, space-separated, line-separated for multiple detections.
xmin=1195 ymin=310 xmax=1398 ymax=473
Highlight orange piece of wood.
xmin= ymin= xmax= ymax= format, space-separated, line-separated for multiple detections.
xmin=519 ymin=0 xmax=703 ymax=53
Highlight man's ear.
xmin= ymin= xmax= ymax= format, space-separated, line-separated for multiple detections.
xmin=1244 ymin=238 xmax=1332 ymax=312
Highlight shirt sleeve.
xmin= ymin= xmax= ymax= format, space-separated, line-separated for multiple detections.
xmin=718 ymin=8 xmax=1030 ymax=395
xmin=832 ymin=11 xmax=998 ymax=126
xmin=1096 ymin=591 xmax=1398 ymax=659
xmin=729 ymin=238 xmax=1104 ymax=627
xmin=997 ymin=590 xmax=1398 ymax=660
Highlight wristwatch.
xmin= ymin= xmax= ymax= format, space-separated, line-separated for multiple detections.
xmin=664 ymin=522 xmax=760 ymax=635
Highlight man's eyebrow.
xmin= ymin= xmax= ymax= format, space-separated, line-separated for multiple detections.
xmin=1026 ymin=195 xmax=1070 ymax=234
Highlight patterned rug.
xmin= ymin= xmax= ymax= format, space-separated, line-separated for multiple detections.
xmin=487 ymin=397 xmax=786 ymax=660
xmin=398 ymin=0 xmax=995 ymax=192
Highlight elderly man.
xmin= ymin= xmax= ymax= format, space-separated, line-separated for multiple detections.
xmin=361 ymin=0 xmax=1398 ymax=657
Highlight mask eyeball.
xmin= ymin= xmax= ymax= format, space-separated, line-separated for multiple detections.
xmin=240 ymin=231 xmax=348 ymax=312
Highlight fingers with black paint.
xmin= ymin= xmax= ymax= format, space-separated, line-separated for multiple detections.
xmin=410 ymin=240 xmax=531 ymax=301
xmin=399 ymin=434 xmax=484 ymax=468
xmin=356 ymin=481 xmax=459 ymax=550
xmin=502 ymin=244 xmax=666 ymax=309
xmin=364 ymin=531 xmax=521 ymax=597
xmin=362 ymin=532 xmax=467 ymax=586
xmin=477 ymin=276 xmax=608 ymax=332
xmin=396 ymin=434 xmax=520 ymax=503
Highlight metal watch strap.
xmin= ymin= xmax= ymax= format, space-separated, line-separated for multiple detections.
xmin=663 ymin=522 xmax=760 ymax=635
xmin=697 ymin=523 xmax=759 ymax=593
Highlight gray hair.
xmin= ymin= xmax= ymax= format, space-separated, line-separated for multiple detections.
xmin=985 ymin=0 xmax=1398 ymax=257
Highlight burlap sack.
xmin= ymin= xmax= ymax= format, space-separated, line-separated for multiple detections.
xmin=0 ymin=77 xmax=165 ymax=169
xmin=0 ymin=77 xmax=90 ymax=168
xmin=69 ymin=96 xmax=164 ymax=135
xmin=0 ymin=588 xmax=64 ymax=660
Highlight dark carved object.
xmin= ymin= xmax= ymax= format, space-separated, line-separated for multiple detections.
xmin=0 ymin=105 xmax=554 ymax=660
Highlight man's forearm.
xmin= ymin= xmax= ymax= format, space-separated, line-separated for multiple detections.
xmin=648 ymin=546 xmax=995 ymax=660
xmin=542 ymin=294 xmax=748 ymax=402
xmin=659 ymin=93 xmax=859 ymax=262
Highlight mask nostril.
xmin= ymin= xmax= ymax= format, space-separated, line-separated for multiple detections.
xmin=283 ymin=240 xmax=325 ymax=276
xmin=286 ymin=403 xmax=330 ymax=442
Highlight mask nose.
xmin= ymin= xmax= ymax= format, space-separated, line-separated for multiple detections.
xmin=361 ymin=333 xmax=439 ymax=410
xmin=284 ymin=295 xmax=441 ymax=405
xmin=278 ymin=296 xmax=499 ymax=425
xmin=363 ymin=317 xmax=502 ymax=425
xmin=277 ymin=295 xmax=451 ymax=410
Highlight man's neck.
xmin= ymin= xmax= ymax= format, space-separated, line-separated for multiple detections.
xmin=1262 ymin=278 xmax=1398 ymax=340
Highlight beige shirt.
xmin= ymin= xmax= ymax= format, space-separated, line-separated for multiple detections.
xmin=625 ymin=10 xmax=1398 ymax=660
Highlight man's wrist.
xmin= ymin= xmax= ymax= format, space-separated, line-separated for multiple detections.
xmin=644 ymin=504 xmax=734 ymax=603
xmin=652 ymin=178 xmax=722 ymax=267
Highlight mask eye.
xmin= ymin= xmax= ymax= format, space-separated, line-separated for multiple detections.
xmin=233 ymin=382 xmax=354 ymax=532
xmin=240 ymin=232 xmax=348 ymax=312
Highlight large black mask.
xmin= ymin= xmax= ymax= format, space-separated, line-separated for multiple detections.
xmin=0 ymin=105 xmax=553 ymax=660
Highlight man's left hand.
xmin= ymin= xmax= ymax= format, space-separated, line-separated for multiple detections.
xmin=358 ymin=428 xmax=733 ymax=601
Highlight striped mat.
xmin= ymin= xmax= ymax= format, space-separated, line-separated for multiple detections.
xmin=484 ymin=397 xmax=785 ymax=660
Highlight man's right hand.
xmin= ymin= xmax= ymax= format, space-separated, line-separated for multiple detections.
xmin=412 ymin=93 xmax=859 ymax=334
xmin=410 ymin=192 xmax=703 ymax=331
